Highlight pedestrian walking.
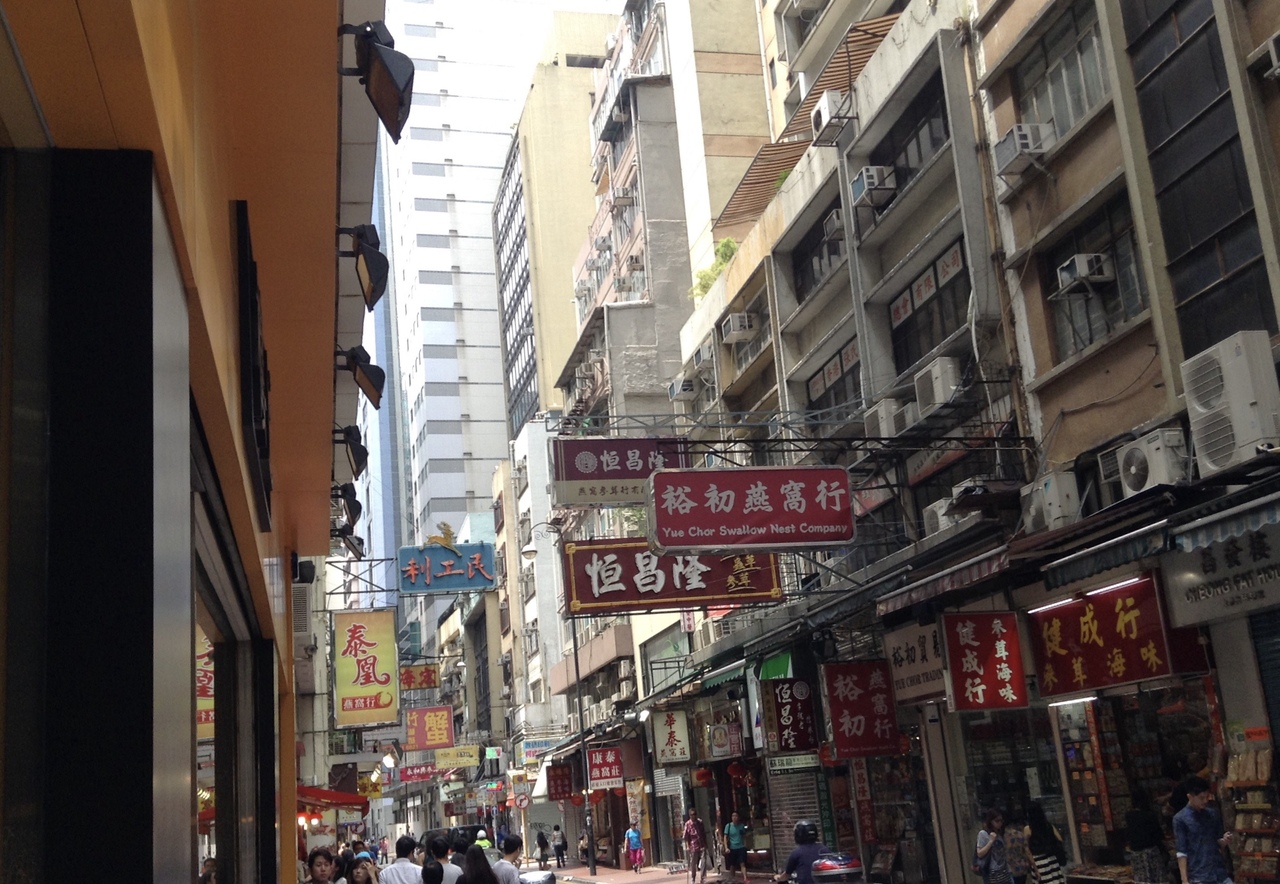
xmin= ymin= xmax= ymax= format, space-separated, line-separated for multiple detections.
xmin=683 ymin=808 xmax=709 ymax=884
xmin=492 ymin=835 xmax=522 ymax=884
xmin=975 ymin=809 xmax=1012 ymax=884
xmin=723 ymin=811 xmax=749 ymax=884
xmin=626 ymin=820 xmax=645 ymax=873
xmin=381 ymin=836 xmax=427 ymax=884
xmin=1174 ymin=776 xmax=1233 ymax=884
xmin=1025 ymin=803 xmax=1066 ymax=884
xmin=1126 ymin=789 xmax=1168 ymax=884
xmin=536 ymin=829 xmax=551 ymax=870
xmin=552 ymin=825 xmax=567 ymax=868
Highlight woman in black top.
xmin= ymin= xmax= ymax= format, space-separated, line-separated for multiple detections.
xmin=461 ymin=845 xmax=500 ymax=884
xmin=1126 ymin=789 xmax=1168 ymax=884
xmin=1025 ymin=803 xmax=1066 ymax=884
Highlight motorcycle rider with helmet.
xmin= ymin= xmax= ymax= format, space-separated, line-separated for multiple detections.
xmin=774 ymin=820 xmax=831 ymax=884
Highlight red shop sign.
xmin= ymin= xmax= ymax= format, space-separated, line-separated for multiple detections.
xmin=821 ymin=661 xmax=900 ymax=757
xmin=552 ymin=437 xmax=688 ymax=506
xmin=547 ymin=762 xmax=576 ymax=802
xmin=648 ymin=466 xmax=854 ymax=553
xmin=1026 ymin=574 xmax=1170 ymax=697
xmin=941 ymin=612 xmax=1029 ymax=710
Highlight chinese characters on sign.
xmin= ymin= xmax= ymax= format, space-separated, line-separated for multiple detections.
xmin=882 ymin=622 xmax=946 ymax=703
xmin=821 ymin=662 xmax=900 ymax=757
xmin=1027 ymin=575 xmax=1171 ymax=697
xmin=587 ymin=747 xmax=624 ymax=790
xmin=399 ymin=664 xmax=440 ymax=690
xmin=1161 ymin=524 xmax=1280 ymax=626
xmin=406 ymin=705 xmax=455 ymax=751
xmin=547 ymin=762 xmax=576 ymax=801
xmin=649 ymin=466 xmax=854 ymax=553
xmin=332 ymin=610 xmax=399 ymax=728
xmin=400 ymin=764 xmax=442 ymax=783
xmin=398 ymin=541 xmax=495 ymax=594
xmin=851 ymin=758 xmax=878 ymax=844
xmin=434 ymin=745 xmax=480 ymax=767
xmin=196 ymin=624 xmax=215 ymax=740
xmin=552 ymin=437 xmax=688 ymax=506
xmin=765 ymin=679 xmax=819 ymax=754
xmin=941 ymin=612 xmax=1028 ymax=711
xmin=654 ymin=710 xmax=692 ymax=764
xmin=562 ymin=538 xmax=783 ymax=614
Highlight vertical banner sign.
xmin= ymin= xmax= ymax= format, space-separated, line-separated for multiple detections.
xmin=821 ymin=662 xmax=900 ymax=757
xmin=1026 ymin=575 xmax=1172 ymax=696
xmin=851 ymin=757 xmax=877 ymax=844
xmin=547 ymin=763 xmax=576 ymax=801
xmin=654 ymin=709 xmax=692 ymax=764
xmin=196 ymin=624 xmax=215 ymax=740
xmin=587 ymin=747 xmax=624 ymax=790
xmin=333 ymin=609 xmax=400 ymax=728
xmin=406 ymin=705 xmax=455 ymax=751
xmin=766 ymin=679 xmax=819 ymax=754
xmin=941 ymin=612 xmax=1028 ymax=711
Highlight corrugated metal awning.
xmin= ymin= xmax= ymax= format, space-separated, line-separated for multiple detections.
xmin=1172 ymin=490 xmax=1280 ymax=552
xmin=1043 ymin=522 xmax=1167 ymax=589
xmin=875 ymin=546 xmax=1009 ymax=616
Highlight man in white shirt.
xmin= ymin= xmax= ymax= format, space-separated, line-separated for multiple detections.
xmin=493 ymin=834 xmax=524 ymax=884
xmin=380 ymin=835 xmax=425 ymax=884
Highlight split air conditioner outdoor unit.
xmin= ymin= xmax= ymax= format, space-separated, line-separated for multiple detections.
xmin=1056 ymin=253 xmax=1115 ymax=293
xmin=612 ymin=275 xmax=634 ymax=292
xmin=1181 ymin=329 xmax=1280 ymax=477
xmin=993 ymin=123 xmax=1055 ymax=176
xmin=1117 ymin=428 xmax=1189 ymax=498
xmin=864 ymin=398 xmax=916 ymax=438
xmin=720 ymin=312 xmax=759 ymax=344
xmin=914 ymin=356 xmax=962 ymax=419
xmin=1020 ymin=470 xmax=1079 ymax=533
xmin=810 ymin=90 xmax=848 ymax=144
xmin=574 ymin=280 xmax=593 ymax=298
xmin=851 ymin=166 xmax=896 ymax=208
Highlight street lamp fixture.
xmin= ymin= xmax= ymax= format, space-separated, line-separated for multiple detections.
xmin=338 ymin=224 xmax=390 ymax=311
xmin=333 ymin=425 xmax=370 ymax=479
xmin=338 ymin=21 xmax=415 ymax=143
xmin=336 ymin=345 xmax=387 ymax=410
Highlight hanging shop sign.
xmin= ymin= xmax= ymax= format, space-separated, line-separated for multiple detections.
xmin=400 ymin=764 xmax=443 ymax=783
xmin=587 ymin=747 xmax=624 ymax=790
xmin=552 ymin=436 xmax=688 ymax=505
xmin=518 ymin=738 xmax=557 ymax=766
xmin=333 ymin=609 xmax=400 ymax=728
xmin=547 ymin=762 xmax=576 ymax=801
xmin=562 ymin=537 xmax=782 ymax=614
xmin=1026 ymin=574 xmax=1171 ymax=697
xmin=648 ymin=466 xmax=855 ymax=553
xmin=882 ymin=621 xmax=946 ymax=703
xmin=654 ymin=709 xmax=692 ymax=764
xmin=405 ymin=705 xmax=454 ymax=751
xmin=851 ymin=758 xmax=877 ymax=843
xmin=399 ymin=663 xmax=439 ymax=690
xmin=820 ymin=661 xmax=900 ymax=757
xmin=435 ymin=745 xmax=481 ymax=767
xmin=766 ymin=752 xmax=821 ymax=773
xmin=196 ymin=624 xmax=215 ymax=741
xmin=707 ymin=723 xmax=744 ymax=759
xmin=763 ymin=678 xmax=820 ymax=754
xmin=357 ymin=771 xmax=383 ymax=799
xmin=941 ymin=612 xmax=1028 ymax=711
xmin=1161 ymin=523 xmax=1280 ymax=626
xmin=398 ymin=539 xmax=495 ymax=593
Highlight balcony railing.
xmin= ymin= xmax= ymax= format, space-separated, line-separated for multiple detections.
xmin=589 ymin=11 xmax=669 ymax=145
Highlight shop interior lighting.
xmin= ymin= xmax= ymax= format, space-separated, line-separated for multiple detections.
xmin=1084 ymin=575 xmax=1147 ymax=597
xmin=336 ymin=345 xmax=387 ymax=410
xmin=333 ymin=425 xmax=369 ymax=479
xmin=1048 ymin=695 xmax=1097 ymax=707
xmin=1026 ymin=596 xmax=1079 ymax=616
xmin=338 ymin=224 xmax=389 ymax=311
xmin=338 ymin=21 xmax=415 ymax=142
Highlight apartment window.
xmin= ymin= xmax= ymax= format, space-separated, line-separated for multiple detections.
xmin=1015 ymin=0 xmax=1107 ymax=139
xmin=415 ymin=198 xmax=448 ymax=212
xmin=868 ymin=74 xmax=948 ymax=194
xmin=418 ymin=235 xmax=451 ymax=249
xmin=791 ymin=198 xmax=846 ymax=304
xmin=733 ymin=299 xmax=772 ymax=374
xmin=410 ymin=127 xmax=444 ymax=141
xmin=413 ymin=162 xmax=446 ymax=176
xmin=1044 ymin=195 xmax=1148 ymax=361
xmin=420 ymin=269 xmax=453 ymax=284
xmin=405 ymin=24 xmax=437 ymax=37
xmin=806 ymin=338 xmax=861 ymax=425
xmin=412 ymin=58 xmax=439 ymax=72
xmin=889 ymin=240 xmax=970 ymax=373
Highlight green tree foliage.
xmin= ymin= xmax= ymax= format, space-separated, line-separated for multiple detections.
xmin=689 ymin=238 xmax=739 ymax=301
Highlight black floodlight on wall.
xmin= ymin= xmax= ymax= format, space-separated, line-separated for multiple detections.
xmin=332 ymin=482 xmax=363 ymax=526
xmin=339 ymin=21 xmax=414 ymax=143
xmin=331 ymin=524 xmax=367 ymax=560
xmin=333 ymin=425 xmax=369 ymax=479
xmin=338 ymin=224 xmax=389 ymax=311
xmin=336 ymin=345 xmax=386 ymax=410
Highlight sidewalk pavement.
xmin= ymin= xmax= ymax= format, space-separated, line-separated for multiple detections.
xmin=543 ymin=859 xmax=772 ymax=884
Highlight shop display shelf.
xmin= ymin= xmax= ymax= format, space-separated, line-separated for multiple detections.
xmin=1239 ymin=804 xmax=1275 ymax=811
xmin=1228 ymin=782 xmax=1273 ymax=788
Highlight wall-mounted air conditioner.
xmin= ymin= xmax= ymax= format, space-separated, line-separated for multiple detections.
xmin=1057 ymin=253 xmax=1115 ymax=292
xmin=693 ymin=340 xmax=715 ymax=370
xmin=613 ymin=186 xmax=636 ymax=207
xmin=1020 ymin=470 xmax=1079 ymax=533
xmin=611 ymin=107 xmax=628 ymax=124
xmin=613 ymin=275 xmax=634 ymax=292
xmin=922 ymin=499 xmax=957 ymax=536
xmin=1181 ymin=329 xmax=1280 ymax=477
xmin=993 ymin=123 xmax=1055 ymax=176
xmin=668 ymin=374 xmax=701 ymax=401
xmin=1117 ymin=428 xmax=1188 ymax=498
xmin=626 ymin=254 xmax=644 ymax=271
xmin=864 ymin=398 xmax=916 ymax=438
xmin=914 ymin=356 xmax=962 ymax=419
xmin=574 ymin=280 xmax=593 ymax=298
xmin=851 ymin=166 xmax=896 ymax=208
xmin=822 ymin=209 xmax=844 ymax=241
xmin=811 ymin=89 xmax=848 ymax=144
xmin=619 ymin=658 xmax=634 ymax=678
xmin=594 ymin=235 xmax=612 ymax=251
xmin=721 ymin=312 xmax=758 ymax=344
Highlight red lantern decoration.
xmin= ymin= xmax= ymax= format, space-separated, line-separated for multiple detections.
xmin=613 ymin=787 xmax=627 ymax=797
xmin=570 ymin=794 xmax=585 ymax=807
xmin=726 ymin=762 xmax=747 ymax=778
xmin=589 ymin=789 xmax=606 ymax=804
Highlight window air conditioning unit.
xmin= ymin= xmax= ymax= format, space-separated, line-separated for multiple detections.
xmin=668 ymin=374 xmax=701 ymax=401
xmin=619 ymin=658 xmax=635 ymax=678
xmin=865 ymin=398 xmax=917 ymax=438
xmin=810 ymin=90 xmax=848 ymax=144
xmin=618 ymin=678 xmax=636 ymax=700
xmin=500 ymin=651 xmax=512 ymax=664
xmin=851 ymin=166 xmax=896 ymax=208
xmin=914 ymin=356 xmax=962 ymax=419
xmin=613 ymin=275 xmax=634 ymax=292
xmin=594 ymin=235 xmax=612 ymax=251
xmin=922 ymin=499 xmax=958 ymax=536
xmin=692 ymin=340 xmax=715 ymax=370
xmin=1057 ymin=253 xmax=1115 ymax=292
xmin=721 ymin=312 xmax=758 ymax=344
xmin=501 ymin=685 xmax=511 ymax=697
xmin=993 ymin=123 xmax=1055 ymax=176
xmin=1265 ymin=33 xmax=1280 ymax=80
xmin=613 ymin=186 xmax=636 ymax=207
xmin=1020 ymin=470 xmax=1079 ymax=533
xmin=1181 ymin=329 xmax=1280 ymax=477
xmin=574 ymin=280 xmax=592 ymax=298
xmin=611 ymin=107 xmax=629 ymax=124
xmin=1117 ymin=428 xmax=1189 ymax=498
xmin=626 ymin=254 xmax=644 ymax=271
xmin=822 ymin=209 xmax=844 ymax=241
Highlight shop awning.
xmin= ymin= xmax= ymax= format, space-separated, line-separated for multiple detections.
xmin=759 ymin=651 xmax=792 ymax=680
xmin=297 ymin=785 xmax=370 ymax=816
xmin=875 ymin=546 xmax=1009 ymax=616
xmin=702 ymin=661 xmax=746 ymax=689
xmin=531 ymin=759 xmax=550 ymax=800
xmin=1042 ymin=522 xmax=1167 ymax=589
xmin=1172 ymin=490 xmax=1280 ymax=552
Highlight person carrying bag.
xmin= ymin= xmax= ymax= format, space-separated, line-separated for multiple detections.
xmin=975 ymin=809 xmax=1012 ymax=884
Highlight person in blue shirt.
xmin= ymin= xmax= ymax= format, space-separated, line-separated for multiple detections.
xmin=1174 ymin=776 xmax=1233 ymax=884
xmin=626 ymin=820 xmax=645 ymax=873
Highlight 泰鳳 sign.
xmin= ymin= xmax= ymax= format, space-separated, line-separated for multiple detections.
xmin=552 ymin=437 xmax=687 ymax=506
xmin=398 ymin=538 xmax=495 ymax=593
xmin=648 ymin=466 xmax=854 ymax=553
xmin=333 ymin=610 xmax=400 ymax=729
xmin=562 ymin=537 xmax=782 ymax=614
